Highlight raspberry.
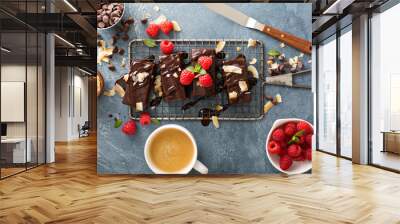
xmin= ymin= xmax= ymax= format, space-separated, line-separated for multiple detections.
xmin=298 ymin=135 xmax=305 ymax=145
xmin=199 ymin=74 xmax=213 ymax=88
xmin=180 ymin=70 xmax=195 ymax=85
xmin=284 ymin=123 xmax=296 ymax=137
xmin=287 ymin=144 xmax=302 ymax=158
xmin=305 ymin=134 xmax=312 ymax=146
xmin=279 ymin=155 xmax=293 ymax=170
xmin=305 ymin=148 xmax=312 ymax=161
xmin=279 ymin=141 xmax=288 ymax=150
xmin=297 ymin=121 xmax=313 ymax=134
xmin=159 ymin=20 xmax=173 ymax=35
xmin=139 ymin=112 xmax=151 ymax=126
xmin=293 ymin=153 xmax=305 ymax=161
xmin=272 ymin=128 xmax=285 ymax=142
xmin=198 ymin=56 xmax=213 ymax=70
xmin=278 ymin=148 xmax=287 ymax=157
xmin=145 ymin=23 xmax=159 ymax=38
xmin=121 ymin=120 xmax=136 ymax=135
xmin=160 ymin=40 xmax=174 ymax=54
xmin=268 ymin=141 xmax=281 ymax=154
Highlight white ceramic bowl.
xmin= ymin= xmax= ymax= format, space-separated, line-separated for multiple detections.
xmin=266 ymin=118 xmax=313 ymax=175
xmin=97 ymin=3 xmax=125 ymax=31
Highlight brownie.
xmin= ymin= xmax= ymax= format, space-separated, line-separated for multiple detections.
xmin=222 ymin=54 xmax=252 ymax=104
xmin=159 ymin=52 xmax=187 ymax=101
xmin=118 ymin=58 xmax=156 ymax=111
xmin=191 ymin=48 xmax=216 ymax=97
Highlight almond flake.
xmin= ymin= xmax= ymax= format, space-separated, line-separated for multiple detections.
xmin=275 ymin=94 xmax=282 ymax=104
xmin=103 ymin=87 xmax=115 ymax=97
xmin=247 ymin=65 xmax=259 ymax=79
xmin=236 ymin=47 xmax=241 ymax=52
xmin=249 ymin=58 xmax=257 ymax=65
xmin=114 ymin=84 xmax=125 ymax=97
xmin=263 ymin=101 xmax=274 ymax=114
xmin=171 ymin=20 xmax=181 ymax=32
xmin=223 ymin=65 xmax=242 ymax=74
xmin=153 ymin=5 xmax=160 ymax=12
xmin=280 ymin=42 xmax=286 ymax=48
xmin=215 ymin=105 xmax=223 ymax=111
xmin=212 ymin=116 xmax=219 ymax=129
xmin=229 ymin=91 xmax=238 ymax=100
xmin=136 ymin=102 xmax=143 ymax=112
xmin=238 ymin=81 xmax=248 ymax=92
xmin=215 ymin=41 xmax=225 ymax=53
xmin=247 ymin=38 xmax=257 ymax=48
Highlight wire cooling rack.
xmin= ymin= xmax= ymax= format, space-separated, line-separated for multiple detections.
xmin=129 ymin=39 xmax=265 ymax=121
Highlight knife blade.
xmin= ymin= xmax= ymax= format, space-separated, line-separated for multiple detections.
xmin=203 ymin=3 xmax=312 ymax=54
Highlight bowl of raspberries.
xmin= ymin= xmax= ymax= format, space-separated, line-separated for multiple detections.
xmin=266 ymin=118 xmax=313 ymax=175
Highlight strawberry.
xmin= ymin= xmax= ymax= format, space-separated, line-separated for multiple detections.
xmin=160 ymin=40 xmax=174 ymax=54
xmin=279 ymin=155 xmax=293 ymax=170
xmin=305 ymin=134 xmax=312 ymax=146
xmin=284 ymin=122 xmax=296 ymax=137
xmin=288 ymin=144 xmax=302 ymax=158
xmin=121 ymin=120 xmax=136 ymax=135
xmin=268 ymin=141 xmax=281 ymax=154
xmin=180 ymin=70 xmax=195 ymax=86
xmin=199 ymin=74 xmax=213 ymax=88
xmin=139 ymin=112 xmax=151 ymax=126
xmin=145 ymin=23 xmax=159 ymax=38
xmin=159 ymin=20 xmax=173 ymax=35
xmin=272 ymin=128 xmax=285 ymax=142
xmin=305 ymin=148 xmax=312 ymax=161
xmin=198 ymin=56 xmax=213 ymax=70
xmin=297 ymin=121 xmax=313 ymax=134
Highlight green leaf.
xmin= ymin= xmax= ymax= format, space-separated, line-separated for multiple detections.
xmin=185 ymin=66 xmax=194 ymax=72
xmin=267 ymin=48 xmax=281 ymax=57
xmin=151 ymin=118 xmax=160 ymax=125
xmin=143 ymin=39 xmax=157 ymax=48
xmin=114 ymin=118 xmax=122 ymax=128
xmin=294 ymin=130 xmax=305 ymax=137
xmin=194 ymin=64 xmax=202 ymax=73
xmin=199 ymin=68 xmax=207 ymax=75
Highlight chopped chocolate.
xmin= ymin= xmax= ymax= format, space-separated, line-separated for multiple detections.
xmin=222 ymin=54 xmax=252 ymax=104
xmin=117 ymin=58 xmax=156 ymax=111
xmin=191 ymin=48 xmax=217 ymax=97
xmin=159 ymin=52 xmax=188 ymax=101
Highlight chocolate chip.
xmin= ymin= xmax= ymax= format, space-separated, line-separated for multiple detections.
xmin=141 ymin=18 xmax=148 ymax=24
xmin=111 ymin=35 xmax=119 ymax=45
xmin=108 ymin=64 xmax=116 ymax=71
xmin=113 ymin=46 xmax=119 ymax=54
xmin=118 ymin=48 xmax=125 ymax=55
xmin=122 ymin=34 xmax=129 ymax=41
xmin=125 ymin=17 xmax=134 ymax=25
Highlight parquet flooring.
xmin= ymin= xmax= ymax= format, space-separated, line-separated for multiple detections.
xmin=1 ymin=135 xmax=400 ymax=224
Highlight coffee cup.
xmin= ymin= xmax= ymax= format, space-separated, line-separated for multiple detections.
xmin=144 ymin=124 xmax=208 ymax=174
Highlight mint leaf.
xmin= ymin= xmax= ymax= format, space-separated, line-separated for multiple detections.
xmin=194 ymin=64 xmax=202 ymax=73
xmin=199 ymin=68 xmax=207 ymax=75
xmin=151 ymin=118 xmax=160 ymax=125
xmin=185 ymin=66 xmax=194 ymax=72
xmin=143 ymin=39 xmax=157 ymax=48
xmin=294 ymin=130 xmax=305 ymax=137
xmin=114 ymin=118 xmax=122 ymax=128
xmin=268 ymin=48 xmax=281 ymax=57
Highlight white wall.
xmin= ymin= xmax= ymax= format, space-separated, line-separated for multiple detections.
xmin=54 ymin=67 xmax=89 ymax=141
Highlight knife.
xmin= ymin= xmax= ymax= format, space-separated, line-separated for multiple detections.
xmin=203 ymin=3 xmax=312 ymax=54
xmin=265 ymin=69 xmax=311 ymax=89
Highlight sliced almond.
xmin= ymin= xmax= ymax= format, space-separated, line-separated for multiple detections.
xmin=153 ymin=5 xmax=160 ymax=12
xmin=143 ymin=12 xmax=151 ymax=19
xmin=263 ymin=101 xmax=274 ymax=114
xmin=223 ymin=65 xmax=242 ymax=74
xmin=215 ymin=41 xmax=225 ymax=53
xmin=236 ymin=47 xmax=241 ymax=52
xmin=238 ymin=81 xmax=248 ymax=92
xmin=280 ymin=42 xmax=286 ymax=48
xmin=275 ymin=94 xmax=282 ymax=104
xmin=121 ymin=57 xmax=126 ymax=67
xmin=215 ymin=104 xmax=223 ymax=111
xmin=97 ymin=46 xmax=113 ymax=64
xmin=136 ymin=102 xmax=143 ymax=112
xmin=249 ymin=58 xmax=257 ymax=65
xmin=103 ymin=87 xmax=115 ymax=97
xmin=229 ymin=91 xmax=238 ymax=100
xmin=171 ymin=20 xmax=181 ymax=32
xmin=212 ymin=116 xmax=219 ymax=129
xmin=247 ymin=65 xmax=259 ymax=79
xmin=114 ymin=84 xmax=125 ymax=97
xmin=247 ymin=38 xmax=257 ymax=48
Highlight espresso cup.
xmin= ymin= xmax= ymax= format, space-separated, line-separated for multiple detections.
xmin=144 ymin=124 xmax=208 ymax=174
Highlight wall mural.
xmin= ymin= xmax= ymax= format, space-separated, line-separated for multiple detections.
xmin=97 ymin=3 xmax=313 ymax=175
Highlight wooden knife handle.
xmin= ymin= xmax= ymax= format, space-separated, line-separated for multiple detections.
xmin=262 ymin=25 xmax=312 ymax=55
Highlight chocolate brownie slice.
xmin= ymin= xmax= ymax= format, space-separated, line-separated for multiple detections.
xmin=191 ymin=48 xmax=216 ymax=97
xmin=222 ymin=54 xmax=252 ymax=104
xmin=159 ymin=52 xmax=187 ymax=101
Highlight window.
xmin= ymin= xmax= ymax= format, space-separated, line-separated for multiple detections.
xmin=317 ymin=36 xmax=337 ymax=154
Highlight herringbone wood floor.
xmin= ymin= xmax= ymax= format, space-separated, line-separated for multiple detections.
xmin=1 ymin=135 xmax=400 ymax=224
